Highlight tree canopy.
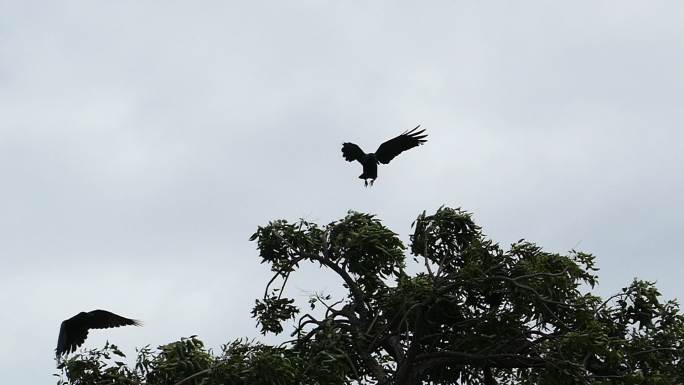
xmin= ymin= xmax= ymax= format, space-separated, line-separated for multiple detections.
xmin=57 ymin=207 xmax=684 ymax=385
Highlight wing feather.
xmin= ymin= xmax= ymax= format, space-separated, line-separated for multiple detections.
xmin=374 ymin=125 xmax=427 ymax=164
xmin=56 ymin=319 xmax=89 ymax=357
xmin=341 ymin=142 xmax=366 ymax=163
xmin=87 ymin=310 xmax=142 ymax=329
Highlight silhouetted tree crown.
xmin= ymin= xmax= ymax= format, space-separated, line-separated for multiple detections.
xmin=57 ymin=207 xmax=684 ymax=385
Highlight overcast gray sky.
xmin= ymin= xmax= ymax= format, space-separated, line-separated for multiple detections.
xmin=1 ymin=1 xmax=683 ymax=383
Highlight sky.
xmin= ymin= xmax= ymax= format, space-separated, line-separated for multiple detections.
xmin=1 ymin=1 xmax=683 ymax=383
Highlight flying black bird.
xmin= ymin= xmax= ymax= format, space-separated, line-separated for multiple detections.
xmin=55 ymin=310 xmax=141 ymax=357
xmin=341 ymin=125 xmax=428 ymax=186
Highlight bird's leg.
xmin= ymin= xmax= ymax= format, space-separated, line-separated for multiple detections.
xmin=364 ymin=180 xmax=369 ymax=187
xmin=370 ymin=179 xmax=375 ymax=186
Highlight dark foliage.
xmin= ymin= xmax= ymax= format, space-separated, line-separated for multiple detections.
xmin=57 ymin=207 xmax=684 ymax=385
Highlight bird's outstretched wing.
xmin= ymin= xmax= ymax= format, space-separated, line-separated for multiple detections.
xmin=374 ymin=125 xmax=427 ymax=164
xmin=56 ymin=310 xmax=141 ymax=357
xmin=56 ymin=320 xmax=89 ymax=357
xmin=86 ymin=310 xmax=142 ymax=329
xmin=341 ymin=142 xmax=366 ymax=163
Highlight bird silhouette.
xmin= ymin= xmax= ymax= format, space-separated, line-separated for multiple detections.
xmin=341 ymin=125 xmax=428 ymax=186
xmin=55 ymin=310 xmax=141 ymax=357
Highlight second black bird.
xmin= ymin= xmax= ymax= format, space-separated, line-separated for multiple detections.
xmin=56 ymin=309 xmax=141 ymax=358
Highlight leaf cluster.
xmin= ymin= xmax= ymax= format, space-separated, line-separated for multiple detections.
xmin=57 ymin=207 xmax=684 ymax=385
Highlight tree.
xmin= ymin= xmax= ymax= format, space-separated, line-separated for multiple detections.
xmin=57 ymin=207 xmax=684 ymax=385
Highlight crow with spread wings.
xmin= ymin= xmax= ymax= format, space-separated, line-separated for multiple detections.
xmin=55 ymin=309 xmax=141 ymax=357
xmin=341 ymin=125 xmax=428 ymax=186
